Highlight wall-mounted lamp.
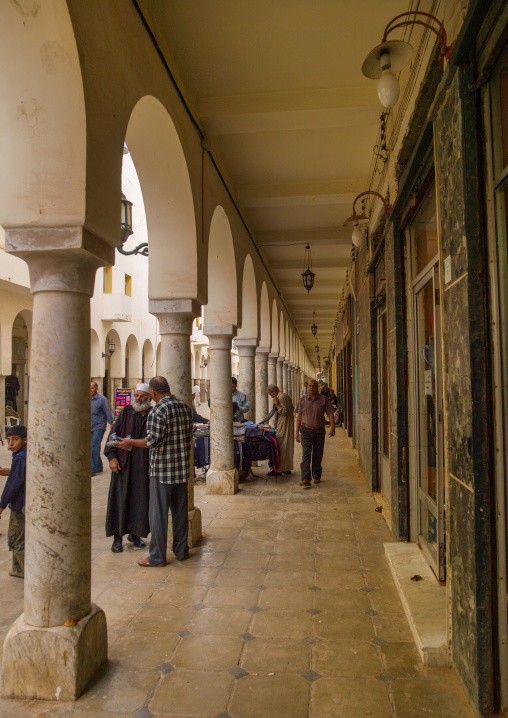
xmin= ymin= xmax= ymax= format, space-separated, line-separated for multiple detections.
xmin=301 ymin=244 xmax=315 ymax=292
xmin=118 ymin=193 xmax=149 ymax=257
xmin=343 ymin=191 xmax=391 ymax=249
xmin=200 ymin=358 xmax=208 ymax=369
xmin=102 ymin=339 xmax=116 ymax=359
xmin=362 ymin=12 xmax=453 ymax=108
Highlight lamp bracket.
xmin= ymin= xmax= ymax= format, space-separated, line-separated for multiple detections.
xmin=352 ymin=191 xmax=391 ymax=217
xmin=117 ymin=243 xmax=149 ymax=257
xmin=383 ymin=11 xmax=453 ymax=59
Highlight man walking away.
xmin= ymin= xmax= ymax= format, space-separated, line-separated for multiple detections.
xmin=300 ymin=382 xmax=308 ymax=397
xmin=295 ymin=380 xmax=335 ymax=487
xmin=105 ymin=384 xmax=152 ymax=553
xmin=192 ymin=382 xmax=201 ymax=407
xmin=116 ymin=376 xmax=193 ymax=566
xmin=91 ymin=381 xmax=113 ymax=476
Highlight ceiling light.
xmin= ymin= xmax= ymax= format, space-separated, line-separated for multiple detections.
xmin=311 ymin=311 xmax=318 ymax=336
xmin=301 ymin=244 xmax=315 ymax=292
xmin=362 ymin=12 xmax=453 ymax=108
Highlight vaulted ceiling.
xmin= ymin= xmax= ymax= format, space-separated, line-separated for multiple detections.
xmin=137 ymin=0 xmax=411 ymax=365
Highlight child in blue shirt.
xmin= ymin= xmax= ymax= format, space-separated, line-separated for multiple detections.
xmin=0 ymin=425 xmax=27 ymax=578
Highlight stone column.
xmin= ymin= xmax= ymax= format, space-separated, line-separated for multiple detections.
xmin=204 ymin=326 xmax=238 ymax=494
xmin=276 ymin=358 xmax=284 ymax=391
xmin=150 ymin=299 xmax=202 ymax=547
xmin=255 ymin=347 xmax=270 ymax=423
xmin=1 ymin=235 xmax=112 ymax=701
xmin=235 ymin=339 xmax=257 ymax=422
xmin=282 ymin=360 xmax=289 ymax=394
xmin=268 ymin=353 xmax=278 ymax=388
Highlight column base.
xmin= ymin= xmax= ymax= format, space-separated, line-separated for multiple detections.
xmin=206 ymin=469 xmax=238 ymax=495
xmin=188 ymin=507 xmax=202 ymax=548
xmin=1 ymin=604 xmax=107 ymax=701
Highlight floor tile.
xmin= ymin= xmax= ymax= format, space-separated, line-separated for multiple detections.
xmin=230 ymin=675 xmax=310 ymax=718
xmin=310 ymin=676 xmax=392 ymax=717
xmin=172 ymin=634 xmax=243 ymax=671
xmin=251 ymin=610 xmax=313 ymax=638
xmin=149 ymin=670 xmax=233 ymax=716
xmin=241 ymin=637 xmax=311 ymax=673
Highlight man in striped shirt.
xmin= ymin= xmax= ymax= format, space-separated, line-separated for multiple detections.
xmin=116 ymin=376 xmax=193 ymax=566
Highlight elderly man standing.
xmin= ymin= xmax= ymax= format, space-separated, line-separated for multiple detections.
xmin=104 ymin=383 xmax=152 ymax=553
xmin=117 ymin=376 xmax=193 ymax=566
xmin=296 ymin=379 xmax=335 ymax=487
xmin=264 ymin=384 xmax=294 ymax=477
xmin=90 ymin=381 xmax=113 ymax=477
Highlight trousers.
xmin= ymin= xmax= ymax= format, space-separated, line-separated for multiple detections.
xmin=148 ymin=476 xmax=188 ymax=565
xmin=91 ymin=428 xmax=106 ymax=473
xmin=300 ymin=426 xmax=326 ymax=482
xmin=7 ymin=510 xmax=25 ymax=575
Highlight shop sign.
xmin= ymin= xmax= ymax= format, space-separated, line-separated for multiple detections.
xmin=115 ymin=387 xmax=132 ymax=417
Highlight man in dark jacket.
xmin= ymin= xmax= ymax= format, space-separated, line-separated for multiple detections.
xmin=104 ymin=384 xmax=151 ymax=553
xmin=0 ymin=424 xmax=27 ymax=577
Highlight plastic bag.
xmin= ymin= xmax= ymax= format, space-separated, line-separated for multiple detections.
xmin=106 ymin=433 xmax=133 ymax=451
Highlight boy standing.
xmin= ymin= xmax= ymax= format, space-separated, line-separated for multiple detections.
xmin=0 ymin=425 xmax=27 ymax=578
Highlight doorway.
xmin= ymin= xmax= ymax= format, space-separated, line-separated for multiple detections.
xmin=377 ymin=300 xmax=391 ymax=505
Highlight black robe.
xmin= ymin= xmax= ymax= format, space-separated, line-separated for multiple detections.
xmin=104 ymin=405 xmax=150 ymax=538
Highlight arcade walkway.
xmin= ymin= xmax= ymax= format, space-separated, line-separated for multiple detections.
xmin=0 ymin=433 xmax=472 ymax=718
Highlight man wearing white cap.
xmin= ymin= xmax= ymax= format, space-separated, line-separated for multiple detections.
xmin=104 ymin=384 xmax=152 ymax=553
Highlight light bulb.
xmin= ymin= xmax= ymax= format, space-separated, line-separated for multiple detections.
xmin=352 ymin=222 xmax=364 ymax=248
xmin=377 ymin=68 xmax=400 ymax=108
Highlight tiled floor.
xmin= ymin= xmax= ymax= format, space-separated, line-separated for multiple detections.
xmin=0 ymin=430 xmax=473 ymax=717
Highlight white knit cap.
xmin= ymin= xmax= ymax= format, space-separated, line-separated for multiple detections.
xmin=136 ymin=383 xmax=150 ymax=393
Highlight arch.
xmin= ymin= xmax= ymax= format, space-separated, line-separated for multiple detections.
xmin=271 ymin=300 xmax=279 ymax=355
xmin=260 ymin=283 xmax=270 ymax=348
xmin=125 ymin=95 xmax=197 ymax=300
xmin=0 ymin=1 xmax=86 ymax=230
xmin=237 ymin=254 xmax=258 ymax=340
xmin=204 ymin=206 xmax=237 ymax=327
xmin=279 ymin=313 xmax=286 ymax=357
xmin=90 ymin=329 xmax=101 ymax=377
xmin=126 ymin=334 xmax=140 ymax=383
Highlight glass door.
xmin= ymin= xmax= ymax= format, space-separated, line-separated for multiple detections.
xmin=413 ymin=265 xmax=445 ymax=579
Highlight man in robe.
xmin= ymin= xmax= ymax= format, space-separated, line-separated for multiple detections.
xmin=265 ymin=383 xmax=294 ymax=477
xmin=104 ymin=384 xmax=152 ymax=553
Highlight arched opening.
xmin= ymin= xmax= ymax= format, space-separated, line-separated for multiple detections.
xmin=125 ymin=95 xmax=198 ymax=301
xmin=126 ymin=334 xmax=140 ymax=386
xmin=103 ymin=329 xmax=122 ymax=404
xmin=142 ymin=339 xmax=155 ymax=382
xmin=90 ymin=329 xmax=101 ymax=388
xmin=260 ymin=283 xmax=271 ymax=348
xmin=279 ymin=313 xmax=286 ymax=358
xmin=271 ymin=300 xmax=279 ymax=355
xmin=237 ymin=254 xmax=258 ymax=340
xmin=8 ymin=310 xmax=32 ymax=424
xmin=156 ymin=341 xmax=161 ymax=373
xmin=204 ymin=206 xmax=237 ymax=327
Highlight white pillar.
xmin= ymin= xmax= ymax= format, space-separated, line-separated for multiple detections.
xmin=1 ymin=239 xmax=110 ymax=701
xmin=235 ymin=339 xmax=257 ymax=422
xmin=268 ymin=353 xmax=278 ymax=388
xmin=282 ymin=360 xmax=289 ymax=394
xmin=204 ymin=326 xmax=238 ymax=494
xmin=276 ymin=358 xmax=284 ymax=391
xmin=255 ymin=347 xmax=270 ymax=423
xmin=150 ymin=299 xmax=202 ymax=547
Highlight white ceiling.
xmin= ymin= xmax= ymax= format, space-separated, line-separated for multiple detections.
xmin=138 ymin=0 xmax=411 ymax=364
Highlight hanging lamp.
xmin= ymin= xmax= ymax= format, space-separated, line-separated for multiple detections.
xmin=301 ymin=244 xmax=315 ymax=292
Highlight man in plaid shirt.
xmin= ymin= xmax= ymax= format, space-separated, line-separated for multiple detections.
xmin=116 ymin=376 xmax=193 ymax=566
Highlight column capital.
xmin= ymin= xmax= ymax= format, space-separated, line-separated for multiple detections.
xmin=234 ymin=338 xmax=257 ymax=358
xmin=205 ymin=327 xmax=235 ymax=351
xmin=150 ymin=298 xmax=201 ymax=335
xmin=255 ymin=347 xmax=270 ymax=361
xmin=283 ymin=359 xmax=290 ymax=366
xmin=276 ymin=357 xmax=284 ymax=365
xmin=6 ymin=226 xmax=114 ymax=296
